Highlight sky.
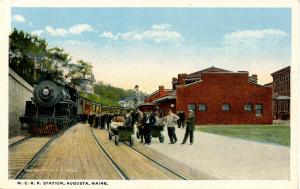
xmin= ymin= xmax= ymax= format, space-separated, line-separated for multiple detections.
xmin=11 ymin=8 xmax=291 ymax=93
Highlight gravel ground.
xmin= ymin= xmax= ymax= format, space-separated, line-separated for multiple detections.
xmin=134 ymin=126 xmax=290 ymax=180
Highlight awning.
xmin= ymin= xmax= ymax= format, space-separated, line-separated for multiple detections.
xmin=154 ymin=95 xmax=176 ymax=103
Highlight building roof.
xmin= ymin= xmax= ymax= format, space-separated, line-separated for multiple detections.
xmin=154 ymin=94 xmax=176 ymax=103
xmin=264 ymin=82 xmax=273 ymax=87
xmin=138 ymin=102 xmax=155 ymax=107
xmin=173 ymin=66 xmax=232 ymax=83
xmin=187 ymin=66 xmax=232 ymax=79
xmin=271 ymin=66 xmax=290 ymax=76
xmin=145 ymin=89 xmax=174 ymax=99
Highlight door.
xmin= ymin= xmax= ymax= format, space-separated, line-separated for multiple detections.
xmin=188 ymin=103 xmax=196 ymax=119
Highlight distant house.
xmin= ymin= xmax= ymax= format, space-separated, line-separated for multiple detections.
xmin=119 ymin=96 xmax=136 ymax=108
xmin=119 ymin=85 xmax=144 ymax=108
xmin=71 ymin=74 xmax=95 ymax=94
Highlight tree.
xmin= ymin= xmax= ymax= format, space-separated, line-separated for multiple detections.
xmin=46 ymin=47 xmax=71 ymax=81
xmin=47 ymin=47 xmax=71 ymax=69
xmin=67 ymin=60 xmax=93 ymax=87
xmin=77 ymin=60 xmax=93 ymax=78
xmin=9 ymin=29 xmax=48 ymax=84
xmin=9 ymin=28 xmax=71 ymax=84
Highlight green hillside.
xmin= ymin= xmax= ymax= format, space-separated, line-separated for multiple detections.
xmin=78 ymin=91 xmax=118 ymax=106
xmin=86 ymin=81 xmax=147 ymax=106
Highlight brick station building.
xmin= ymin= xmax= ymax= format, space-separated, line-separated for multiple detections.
xmin=264 ymin=66 xmax=290 ymax=120
xmin=140 ymin=66 xmax=273 ymax=125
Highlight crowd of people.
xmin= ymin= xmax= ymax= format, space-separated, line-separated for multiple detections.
xmin=84 ymin=108 xmax=195 ymax=145
xmin=136 ymin=109 xmax=195 ymax=145
xmin=85 ymin=112 xmax=116 ymax=130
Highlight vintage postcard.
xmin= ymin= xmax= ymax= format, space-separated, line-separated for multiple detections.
xmin=0 ymin=0 xmax=299 ymax=189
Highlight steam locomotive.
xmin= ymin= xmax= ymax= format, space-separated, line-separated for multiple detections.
xmin=19 ymin=80 xmax=77 ymax=135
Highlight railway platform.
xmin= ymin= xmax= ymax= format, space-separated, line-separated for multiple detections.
xmin=9 ymin=122 xmax=288 ymax=180
xmin=145 ymin=126 xmax=290 ymax=180
xmin=10 ymin=123 xmax=208 ymax=180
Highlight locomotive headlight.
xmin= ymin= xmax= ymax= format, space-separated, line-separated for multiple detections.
xmin=42 ymin=88 xmax=50 ymax=96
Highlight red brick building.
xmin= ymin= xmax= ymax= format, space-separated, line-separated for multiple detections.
xmin=144 ymin=86 xmax=173 ymax=103
xmin=265 ymin=66 xmax=290 ymax=120
xmin=139 ymin=86 xmax=176 ymax=114
xmin=176 ymin=72 xmax=272 ymax=124
xmin=140 ymin=66 xmax=273 ymax=125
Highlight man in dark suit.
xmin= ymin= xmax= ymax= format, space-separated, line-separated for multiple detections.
xmin=101 ymin=113 xmax=106 ymax=129
xmin=131 ymin=109 xmax=139 ymax=127
xmin=178 ymin=110 xmax=186 ymax=128
xmin=181 ymin=110 xmax=195 ymax=145
xmin=95 ymin=114 xmax=100 ymax=128
xmin=143 ymin=112 xmax=155 ymax=145
xmin=106 ymin=113 xmax=113 ymax=130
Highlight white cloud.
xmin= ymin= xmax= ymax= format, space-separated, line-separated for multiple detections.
xmin=100 ymin=31 xmax=115 ymax=39
xmin=12 ymin=14 xmax=26 ymax=22
xmin=43 ymin=24 xmax=94 ymax=37
xmin=31 ymin=30 xmax=44 ymax=36
xmin=223 ymin=28 xmax=288 ymax=41
xmin=142 ymin=30 xmax=183 ymax=43
xmin=45 ymin=26 xmax=68 ymax=36
xmin=68 ymin=24 xmax=94 ymax=34
xmin=64 ymin=40 xmax=95 ymax=47
xmin=151 ymin=24 xmax=171 ymax=30
xmin=100 ymin=24 xmax=183 ymax=44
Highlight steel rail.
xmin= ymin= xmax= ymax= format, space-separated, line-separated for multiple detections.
xmin=14 ymin=129 xmax=67 ymax=179
xmin=91 ymin=128 xmax=129 ymax=180
xmin=123 ymin=142 xmax=188 ymax=180
xmin=9 ymin=136 xmax=32 ymax=148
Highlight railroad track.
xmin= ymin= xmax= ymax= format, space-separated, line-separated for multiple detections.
xmin=123 ymin=142 xmax=188 ymax=180
xmin=91 ymin=128 xmax=129 ymax=180
xmin=9 ymin=136 xmax=32 ymax=148
xmin=9 ymin=131 xmax=65 ymax=179
xmin=20 ymin=124 xmax=123 ymax=180
xmin=91 ymin=128 xmax=188 ymax=180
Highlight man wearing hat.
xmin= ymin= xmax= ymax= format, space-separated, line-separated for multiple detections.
xmin=163 ymin=109 xmax=179 ymax=144
xmin=181 ymin=110 xmax=195 ymax=145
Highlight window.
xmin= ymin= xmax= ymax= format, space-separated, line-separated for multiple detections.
xmin=199 ymin=103 xmax=207 ymax=112
xmin=222 ymin=103 xmax=230 ymax=111
xmin=188 ymin=104 xmax=196 ymax=112
xmin=244 ymin=104 xmax=253 ymax=112
xmin=255 ymin=104 xmax=263 ymax=116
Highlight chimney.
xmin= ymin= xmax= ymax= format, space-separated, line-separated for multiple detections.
xmin=134 ymin=85 xmax=139 ymax=92
xmin=178 ymin=73 xmax=187 ymax=85
xmin=172 ymin=77 xmax=178 ymax=90
xmin=159 ymin=86 xmax=164 ymax=97
xmin=249 ymin=74 xmax=258 ymax=83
